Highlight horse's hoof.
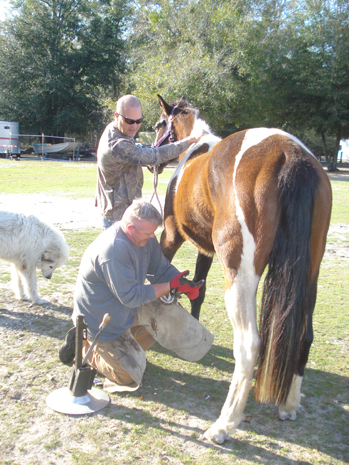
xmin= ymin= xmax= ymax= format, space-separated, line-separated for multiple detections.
xmin=204 ymin=425 xmax=230 ymax=444
xmin=31 ymin=298 xmax=49 ymax=306
xmin=278 ymin=409 xmax=297 ymax=421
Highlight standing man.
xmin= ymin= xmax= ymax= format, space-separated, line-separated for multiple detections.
xmin=96 ymin=94 xmax=202 ymax=229
xmin=59 ymin=200 xmax=214 ymax=392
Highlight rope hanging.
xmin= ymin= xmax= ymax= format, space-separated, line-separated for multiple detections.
xmin=149 ymin=164 xmax=163 ymax=218
xmin=150 ymin=164 xmax=174 ymax=305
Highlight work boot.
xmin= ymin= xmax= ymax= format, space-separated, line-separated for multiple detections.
xmin=59 ymin=327 xmax=76 ymax=364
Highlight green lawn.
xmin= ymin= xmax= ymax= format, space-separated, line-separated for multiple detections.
xmin=0 ymin=158 xmax=173 ymax=197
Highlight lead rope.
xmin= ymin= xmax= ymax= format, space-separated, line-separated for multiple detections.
xmin=150 ymin=164 xmax=175 ymax=305
xmin=149 ymin=164 xmax=163 ymax=218
xmin=151 ymin=106 xmax=176 ymax=304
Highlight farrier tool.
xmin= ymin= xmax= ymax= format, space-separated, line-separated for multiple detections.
xmin=46 ymin=313 xmax=111 ymax=415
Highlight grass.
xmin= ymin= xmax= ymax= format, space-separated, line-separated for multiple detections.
xmin=0 ymin=158 xmax=173 ymax=198
xmin=0 ymin=158 xmax=348 ymax=464
xmin=330 ymin=180 xmax=349 ymax=223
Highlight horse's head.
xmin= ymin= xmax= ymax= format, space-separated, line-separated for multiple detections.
xmin=148 ymin=95 xmax=199 ymax=174
xmin=154 ymin=95 xmax=198 ymax=146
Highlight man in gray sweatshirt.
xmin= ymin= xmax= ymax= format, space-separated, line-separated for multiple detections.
xmin=60 ymin=200 xmax=213 ymax=392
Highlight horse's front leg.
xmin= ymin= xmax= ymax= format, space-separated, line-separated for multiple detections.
xmin=160 ymin=215 xmax=184 ymax=262
xmin=204 ymin=269 xmax=260 ymax=444
xmin=191 ymin=253 xmax=213 ymax=320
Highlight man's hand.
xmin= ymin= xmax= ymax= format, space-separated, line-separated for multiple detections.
xmin=170 ymin=270 xmax=204 ymax=300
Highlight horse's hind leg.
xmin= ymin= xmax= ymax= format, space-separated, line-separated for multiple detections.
xmin=204 ymin=264 xmax=260 ymax=444
xmin=278 ymin=178 xmax=330 ymax=422
xmin=191 ymin=253 xmax=213 ymax=320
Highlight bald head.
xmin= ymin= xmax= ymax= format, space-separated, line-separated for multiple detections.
xmin=115 ymin=95 xmax=143 ymax=137
xmin=116 ymin=95 xmax=142 ymax=114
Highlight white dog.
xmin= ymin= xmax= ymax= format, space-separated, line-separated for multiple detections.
xmin=0 ymin=211 xmax=69 ymax=305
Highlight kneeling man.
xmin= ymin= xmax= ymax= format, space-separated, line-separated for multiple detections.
xmin=60 ymin=200 xmax=213 ymax=392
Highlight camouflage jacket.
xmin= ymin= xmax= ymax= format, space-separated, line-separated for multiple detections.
xmin=96 ymin=122 xmax=190 ymax=222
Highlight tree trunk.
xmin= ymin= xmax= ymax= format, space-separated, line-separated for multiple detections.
xmin=322 ymin=131 xmax=337 ymax=172
xmin=321 ymin=132 xmax=329 ymax=165
xmin=333 ymin=127 xmax=342 ymax=169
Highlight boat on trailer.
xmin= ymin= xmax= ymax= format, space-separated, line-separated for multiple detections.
xmin=32 ymin=141 xmax=81 ymax=158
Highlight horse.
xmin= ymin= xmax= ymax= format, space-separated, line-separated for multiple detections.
xmin=153 ymin=95 xmax=332 ymax=444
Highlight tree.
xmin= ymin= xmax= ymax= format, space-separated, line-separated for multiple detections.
xmin=0 ymin=0 xmax=130 ymax=138
xmin=128 ymin=0 xmax=349 ymax=172
xmin=127 ymin=0 xmax=256 ymax=135
xmin=238 ymin=0 xmax=349 ymax=170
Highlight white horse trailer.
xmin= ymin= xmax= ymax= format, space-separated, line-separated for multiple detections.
xmin=0 ymin=121 xmax=20 ymax=158
xmin=338 ymin=139 xmax=349 ymax=163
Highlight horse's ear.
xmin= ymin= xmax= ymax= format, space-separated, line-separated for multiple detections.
xmin=179 ymin=96 xmax=188 ymax=107
xmin=157 ymin=94 xmax=173 ymax=117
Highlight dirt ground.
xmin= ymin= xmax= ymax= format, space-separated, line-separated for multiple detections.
xmin=0 ymin=193 xmax=101 ymax=230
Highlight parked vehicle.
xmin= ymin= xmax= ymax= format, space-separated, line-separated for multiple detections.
xmin=337 ymin=140 xmax=349 ymax=163
xmin=32 ymin=141 xmax=81 ymax=157
xmin=0 ymin=121 xmax=20 ymax=158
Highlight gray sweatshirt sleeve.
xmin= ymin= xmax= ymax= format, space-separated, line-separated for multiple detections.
xmin=100 ymin=242 xmax=156 ymax=308
xmin=146 ymin=238 xmax=179 ymax=284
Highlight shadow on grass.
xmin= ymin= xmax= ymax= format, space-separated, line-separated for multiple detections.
xmin=110 ymin=343 xmax=348 ymax=463
xmin=1 ymin=300 xmax=348 ymax=463
xmin=100 ymin=400 xmax=299 ymax=463
xmin=0 ymin=303 xmax=74 ymax=340
xmin=93 ymin=358 xmax=349 ymax=463
xmin=150 ymin=341 xmax=234 ymax=372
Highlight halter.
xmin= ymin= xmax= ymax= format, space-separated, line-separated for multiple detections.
xmin=151 ymin=105 xmax=178 ymax=148
xmin=149 ymin=105 xmax=178 ymax=219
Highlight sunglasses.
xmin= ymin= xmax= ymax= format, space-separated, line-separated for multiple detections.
xmin=117 ymin=113 xmax=144 ymax=125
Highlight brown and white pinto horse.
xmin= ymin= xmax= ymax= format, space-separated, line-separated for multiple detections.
xmin=154 ymin=95 xmax=332 ymax=444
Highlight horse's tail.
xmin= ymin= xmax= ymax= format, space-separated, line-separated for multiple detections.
xmin=255 ymin=152 xmax=319 ymax=405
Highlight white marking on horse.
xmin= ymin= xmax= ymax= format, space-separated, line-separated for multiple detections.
xmin=212 ymin=269 xmax=260 ymax=440
xmin=232 ymin=130 xmax=263 ymax=277
xmin=246 ymin=127 xmax=316 ymax=159
xmin=208 ymin=128 xmax=264 ymax=438
xmin=189 ymin=117 xmax=212 ymax=138
xmin=278 ymin=374 xmax=303 ymax=420
xmin=175 ymin=119 xmax=221 ymax=193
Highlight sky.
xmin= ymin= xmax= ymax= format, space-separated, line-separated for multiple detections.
xmin=0 ymin=1 xmax=10 ymax=22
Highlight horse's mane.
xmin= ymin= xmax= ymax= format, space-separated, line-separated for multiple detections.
xmin=174 ymin=97 xmax=197 ymax=112
xmin=172 ymin=97 xmax=214 ymax=137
